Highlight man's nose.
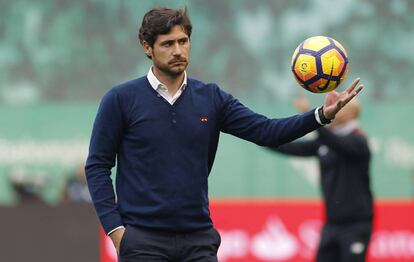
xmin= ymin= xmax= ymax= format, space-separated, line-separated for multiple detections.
xmin=172 ymin=43 xmax=182 ymax=56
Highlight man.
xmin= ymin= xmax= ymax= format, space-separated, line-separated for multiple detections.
xmin=85 ymin=7 xmax=363 ymax=262
xmin=270 ymin=95 xmax=373 ymax=262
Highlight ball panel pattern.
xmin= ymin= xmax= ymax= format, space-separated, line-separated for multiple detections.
xmin=291 ymin=36 xmax=349 ymax=93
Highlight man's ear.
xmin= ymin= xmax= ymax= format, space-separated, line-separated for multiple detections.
xmin=142 ymin=41 xmax=152 ymax=58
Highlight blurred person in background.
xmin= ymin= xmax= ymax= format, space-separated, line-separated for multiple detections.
xmin=64 ymin=163 xmax=92 ymax=203
xmin=9 ymin=167 xmax=48 ymax=205
xmin=85 ymin=7 xmax=363 ymax=262
xmin=269 ymin=95 xmax=373 ymax=262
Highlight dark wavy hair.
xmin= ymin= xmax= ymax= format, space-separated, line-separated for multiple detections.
xmin=139 ymin=7 xmax=192 ymax=52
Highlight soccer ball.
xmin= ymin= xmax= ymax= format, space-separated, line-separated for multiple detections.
xmin=291 ymin=36 xmax=349 ymax=93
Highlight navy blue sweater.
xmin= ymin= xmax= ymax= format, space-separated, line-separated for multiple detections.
xmin=85 ymin=76 xmax=322 ymax=234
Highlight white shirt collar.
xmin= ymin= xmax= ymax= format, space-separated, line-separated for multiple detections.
xmin=147 ymin=67 xmax=187 ymax=91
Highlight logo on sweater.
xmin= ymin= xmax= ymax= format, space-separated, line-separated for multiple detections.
xmin=200 ymin=115 xmax=209 ymax=122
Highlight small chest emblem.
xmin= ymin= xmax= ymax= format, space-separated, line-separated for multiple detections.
xmin=200 ymin=115 xmax=209 ymax=122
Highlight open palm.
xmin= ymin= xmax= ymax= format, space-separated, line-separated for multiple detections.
xmin=323 ymin=78 xmax=363 ymax=120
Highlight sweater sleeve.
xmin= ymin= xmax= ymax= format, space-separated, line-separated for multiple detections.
xmin=270 ymin=140 xmax=319 ymax=157
xmin=317 ymin=128 xmax=370 ymax=159
xmin=85 ymin=88 xmax=125 ymax=235
xmin=215 ymin=86 xmax=322 ymax=147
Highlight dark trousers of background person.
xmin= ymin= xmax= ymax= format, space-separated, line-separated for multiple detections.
xmin=118 ymin=225 xmax=221 ymax=262
xmin=317 ymin=221 xmax=372 ymax=262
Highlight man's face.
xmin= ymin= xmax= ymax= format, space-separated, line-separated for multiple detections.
xmin=145 ymin=25 xmax=190 ymax=77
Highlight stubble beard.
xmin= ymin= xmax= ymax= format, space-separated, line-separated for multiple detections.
xmin=162 ymin=61 xmax=188 ymax=77
xmin=162 ymin=65 xmax=186 ymax=77
xmin=153 ymin=55 xmax=188 ymax=78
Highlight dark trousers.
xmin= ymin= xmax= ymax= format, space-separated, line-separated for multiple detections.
xmin=317 ymin=221 xmax=372 ymax=262
xmin=118 ymin=225 xmax=221 ymax=262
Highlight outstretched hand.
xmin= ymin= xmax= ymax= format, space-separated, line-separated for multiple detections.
xmin=323 ymin=78 xmax=363 ymax=120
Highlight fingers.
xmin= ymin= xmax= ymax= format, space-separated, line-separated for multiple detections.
xmin=354 ymin=84 xmax=363 ymax=96
xmin=333 ymin=83 xmax=363 ymax=112
xmin=340 ymin=84 xmax=364 ymax=108
xmin=347 ymin=84 xmax=363 ymax=101
xmin=345 ymin=77 xmax=361 ymax=94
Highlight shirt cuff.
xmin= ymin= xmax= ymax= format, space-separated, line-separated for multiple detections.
xmin=314 ymin=107 xmax=323 ymax=125
xmin=107 ymin=226 xmax=125 ymax=236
